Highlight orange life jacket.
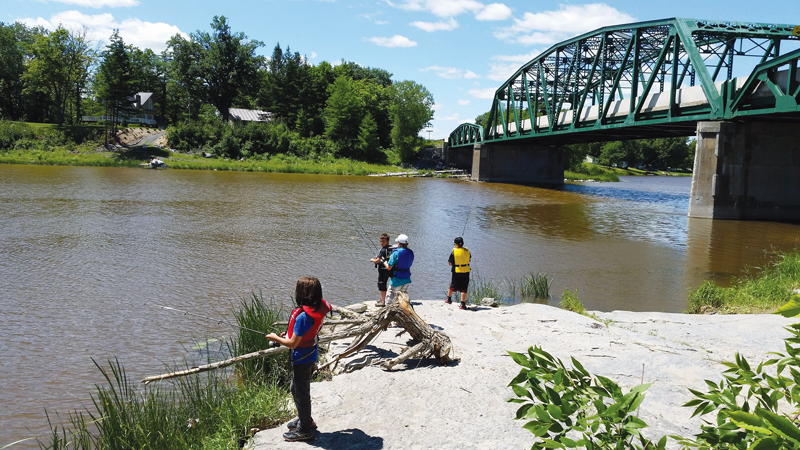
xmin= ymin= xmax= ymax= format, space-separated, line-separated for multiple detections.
xmin=286 ymin=299 xmax=332 ymax=348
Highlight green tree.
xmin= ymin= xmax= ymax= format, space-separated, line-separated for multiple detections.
xmin=324 ymin=76 xmax=363 ymax=156
xmin=95 ymin=30 xmax=134 ymax=140
xmin=389 ymin=80 xmax=434 ymax=162
xmin=22 ymin=26 xmax=94 ymax=125
xmin=357 ymin=112 xmax=380 ymax=160
xmin=474 ymin=111 xmax=490 ymax=128
xmin=0 ymin=22 xmax=25 ymax=120
xmin=170 ymin=16 xmax=262 ymax=122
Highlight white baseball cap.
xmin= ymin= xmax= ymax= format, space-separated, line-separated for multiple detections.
xmin=395 ymin=234 xmax=409 ymax=244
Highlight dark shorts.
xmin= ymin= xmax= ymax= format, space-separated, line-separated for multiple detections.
xmin=450 ymin=272 xmax=470 ymax=292
xmin=377 ymin=270 xmax=390 ymax=292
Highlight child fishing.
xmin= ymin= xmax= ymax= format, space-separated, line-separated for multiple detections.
xmin=266 ymin=276 xmax=332 ymax=442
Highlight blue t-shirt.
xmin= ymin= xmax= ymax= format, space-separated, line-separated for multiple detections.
xmin=291 ymin=312 xmax=318 ymax=364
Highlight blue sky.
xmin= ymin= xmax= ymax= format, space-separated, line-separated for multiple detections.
xmin=3 ymin=0 xmax=799 ymax=138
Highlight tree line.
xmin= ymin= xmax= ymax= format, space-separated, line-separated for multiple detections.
xmin=0 ymin=16 xmax=434 ymax=162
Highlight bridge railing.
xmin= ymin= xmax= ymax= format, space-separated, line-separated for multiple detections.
xmin=449 ymin=18 xmax=799 ymax=146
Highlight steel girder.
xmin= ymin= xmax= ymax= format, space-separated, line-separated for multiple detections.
xmin=448 ymin=18 xmax=799 ymax=148
xmin=448 ymin=123 xmax=484 ymax=147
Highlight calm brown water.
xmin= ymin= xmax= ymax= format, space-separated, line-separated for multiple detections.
xmin=1 ymin=164 xmax=799 ymax=446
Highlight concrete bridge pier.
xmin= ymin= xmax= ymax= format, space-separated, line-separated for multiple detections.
xmin=470 ymin=142 xmax=564 ymax=185
xmin=689 ymin=121 xmax=800 ymax=221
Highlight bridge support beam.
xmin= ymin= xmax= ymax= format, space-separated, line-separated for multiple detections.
xmin=471 ymin=143 xmax=564 ymax=185
xmin=689 ymin=121 xmax=800 ymax=221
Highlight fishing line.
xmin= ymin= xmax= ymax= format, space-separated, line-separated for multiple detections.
xmin=152 ymin=303 xmax=266 ymax=336
xmin=461 ymin=192 xmax=475 ymax=236
xmin=341 ymin=202 xmax=380 ymax=256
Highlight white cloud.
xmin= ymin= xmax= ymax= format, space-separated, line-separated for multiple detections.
xmin=468 ymin=87 xmax=496 ymax=99
xmin=475 ymin=3 xmax=511 ymax=21
xmin=310 ymin=52 xmax=318 ymax=58
xmin=368 ymin=35 xmax=417 ymax=47
xmin=387 ymin=0 xmax=484 ymax=18
xmin=437 ymin=113 xmax=461 ymax=121
xmin=50 ymin=0 xmax=138 ymax=7
xmin=20 ymin=11 xmax=186 ymax=52
xmin=497 ymin=3 xmax=634 ymax=46
xmin=410 ymin=17 xmax=458 ymax=32
xmin=457 ymin=99 xmax=471 ymax=105
xmin=421 ymin=65 xmax=479 ymax=80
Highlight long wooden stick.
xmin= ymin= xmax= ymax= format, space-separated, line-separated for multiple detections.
xmin=141 ymin=317 xmax=372 ymax=384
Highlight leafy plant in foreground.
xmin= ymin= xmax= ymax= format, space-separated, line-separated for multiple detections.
xmin=508 ymin=346 xmax=665 ymax=449
xmin=672 ymin=322 xmax=800 ymax=449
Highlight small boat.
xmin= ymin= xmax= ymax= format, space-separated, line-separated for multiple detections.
xmin=140 ymin=158 xmax=166 ymax=169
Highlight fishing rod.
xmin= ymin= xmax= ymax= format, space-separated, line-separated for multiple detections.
xmin=341 ymin=202 xmax=381 ymax=256
xmin=152 ymin=303 xmax=266 ymax=336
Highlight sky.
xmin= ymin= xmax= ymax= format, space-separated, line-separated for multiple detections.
xmin=3 ymin=0 xmax=799 ymax=139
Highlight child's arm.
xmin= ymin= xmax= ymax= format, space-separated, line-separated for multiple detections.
xmin=266 ymin=332 xmax=302 ymax=349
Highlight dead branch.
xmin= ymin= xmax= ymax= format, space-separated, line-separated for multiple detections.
xmin=141 ymin=293 xmax=452 ymax=384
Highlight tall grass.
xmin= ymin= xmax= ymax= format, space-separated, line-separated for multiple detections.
xmin=686 ymin=250 xmax=800 ymax=314
xmin=520 ymin=272 xmax=551 ymax=299
xmin=38 ymin=293 xmax=294 ymax=450
xmin=467 ymin=271 xmax=501 ymax=304
xmin=231 ymin=291 xmax=292 ymax=385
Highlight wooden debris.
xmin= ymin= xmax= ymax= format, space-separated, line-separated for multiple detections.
xmin=140 ymin=294 xmax=452 ymax=384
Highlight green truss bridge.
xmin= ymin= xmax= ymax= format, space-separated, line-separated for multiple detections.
xmin=444 ymin=17 xmax=800 ymax=221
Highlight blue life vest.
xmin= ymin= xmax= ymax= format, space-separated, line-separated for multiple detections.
xmin=392 ymin=247 xmax=414 ymax=278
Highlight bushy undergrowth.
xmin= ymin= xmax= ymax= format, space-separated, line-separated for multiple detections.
xmin=565 ymin=163 xmax=620 ymax=182
xmin=0 ymin=121 xmax=103 ymax=152
xmin=38 ymin=293 xmax=295 ymax=450
xmin=166 ymin=119 xmax=392 ymax=163
xmin=686 ymin=251 xmax=800 ymax=314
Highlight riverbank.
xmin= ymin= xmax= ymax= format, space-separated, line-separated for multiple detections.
xmin=248 ymin=301 xmax=796 ymax=449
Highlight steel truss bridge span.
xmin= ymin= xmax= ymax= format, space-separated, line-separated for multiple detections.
xmin=447 ymin=18 xmax=800 ymax=148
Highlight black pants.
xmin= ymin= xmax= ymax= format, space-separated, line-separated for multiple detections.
xmin=291 ymin=362 xmax=315 ymax=431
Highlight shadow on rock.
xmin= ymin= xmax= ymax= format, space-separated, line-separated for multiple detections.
xmin=308 ymin=428 xmax=383 ymax=449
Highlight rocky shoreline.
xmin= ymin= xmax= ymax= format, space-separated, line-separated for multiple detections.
xmin=248 ymin=301 xmax=796 ymax=449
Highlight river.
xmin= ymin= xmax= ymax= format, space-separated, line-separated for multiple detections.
xmin=1 ymin=164 xmax=799 ymax=447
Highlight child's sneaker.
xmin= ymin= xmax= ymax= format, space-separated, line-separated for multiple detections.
xmin=286 ymin=417 xmax=317 ymax=430
xmin=445 ymin=297 xmax=452 ymax=304
xmin=283 ymin=428 xmax=315 ymax=441
xmin=459 ymin=302 xmax=468 ymax=310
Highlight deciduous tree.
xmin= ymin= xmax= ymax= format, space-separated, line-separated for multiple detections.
xmin=389 ymin=80 xmax=434 ymax=162
xmin=170 ymin=16 xmax=262 ymax=122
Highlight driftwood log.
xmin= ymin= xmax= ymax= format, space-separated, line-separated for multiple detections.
xmin=141 ymin=293 xmax=452 ymax=384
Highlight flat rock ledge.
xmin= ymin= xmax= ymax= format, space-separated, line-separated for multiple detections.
xmin=248 ymin=301 xmax=796 ymax=450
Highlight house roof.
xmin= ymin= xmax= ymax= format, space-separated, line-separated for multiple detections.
xmin=229 ymin=108 xmax=272 ymax=122
xmin=138 ymin=92 xmax=153 ymax=106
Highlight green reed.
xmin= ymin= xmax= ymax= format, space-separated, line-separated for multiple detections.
xmin=467 ymin=271 xmax=501 ymax=304
xmin=231 ymin=291 xmax=293 ymax=386
xmin=520 ymin=272 xmax=551 ymax=299
xmin=38 ymin=293 xmax=294 ymax=450
xmin=686 ymin=250 xmax=800 ymax=314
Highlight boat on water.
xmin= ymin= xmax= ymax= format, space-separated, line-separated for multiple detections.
xmin=140 ymin=158 xmax=166 ymax=169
